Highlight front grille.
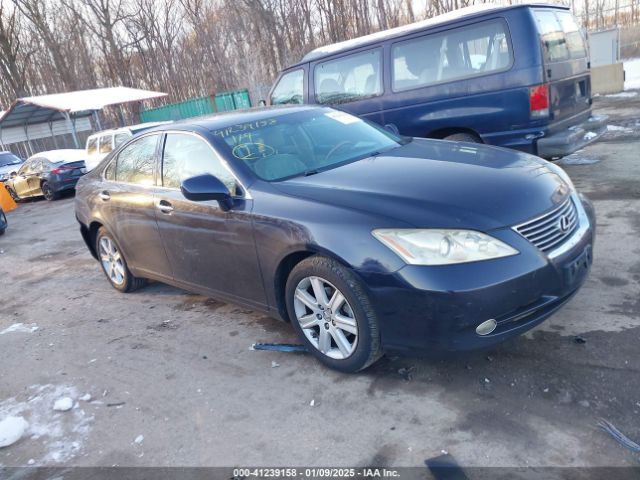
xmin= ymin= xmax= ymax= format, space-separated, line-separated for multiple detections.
xmin=515 ymin=198 xmax=578 ymax=253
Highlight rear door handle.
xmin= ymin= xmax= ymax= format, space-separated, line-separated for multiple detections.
xmin=157 ymin=200 xmax=173 ymax=213
xmin=99 ymin=191 xmax=110 ymax=201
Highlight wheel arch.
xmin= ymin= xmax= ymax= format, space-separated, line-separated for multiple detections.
xmin=426 ymin=126 xmax=483 ymax=141
xmin=272 ymin=246 xmax=354 ymax=322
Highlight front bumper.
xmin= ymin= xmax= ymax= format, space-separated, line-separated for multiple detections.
xmin=536 ymin=115 xmax=608 ymax=159
xmin=359 ymin=194 xmax=596 ymax=355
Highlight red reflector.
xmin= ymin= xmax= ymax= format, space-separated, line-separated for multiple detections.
xmin=51 ymin=166 xmax=72 ymax=174
xmin=529 ymin=84 xmax=549 ymax=117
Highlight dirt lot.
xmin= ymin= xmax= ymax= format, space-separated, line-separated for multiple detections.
xmin=1 ymin=94 xmax=639 ymax=472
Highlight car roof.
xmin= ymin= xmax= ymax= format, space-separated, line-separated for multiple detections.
xmin=289 ymin=3 xmax=568 ymax=67
xmin=144 ymin=105 xmax=322 ymax=134
xmin=28 ymin=149 xmax=86 ymax=162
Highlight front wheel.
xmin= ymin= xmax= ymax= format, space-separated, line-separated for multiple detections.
xmin=96 ymin=227 xmax=146 ymax=293
xmin=286 ymin=255 xmax=382 ymax=372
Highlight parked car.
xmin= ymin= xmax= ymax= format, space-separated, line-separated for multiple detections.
xmin=268 ymin=4 xmax=606 ymax=159
xmin=85 ymin=122 xmax=172 ymax=171
xmin=5 ymin=149 xmax=87 ymax=201
xmin=0 ymin=206 xmax=6 ymax=235
xmin=75 ymin=106 xmax=594 ymax=372
xmin=0 ymin=151 xmax=24 ymax=183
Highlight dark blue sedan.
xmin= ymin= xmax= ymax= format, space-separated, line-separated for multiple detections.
xmin=74 ymin=106 xmax=594 ymax=372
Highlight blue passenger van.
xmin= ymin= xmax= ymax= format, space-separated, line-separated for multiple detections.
xmin=268 ymin=4 xmax=606 ymax=158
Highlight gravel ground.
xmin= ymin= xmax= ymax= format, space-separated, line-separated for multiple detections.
xmin=0 ymin=94 xmax=639 ymax=472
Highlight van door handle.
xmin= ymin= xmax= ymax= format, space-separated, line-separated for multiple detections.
xmin=99 ymin=191 xmax=110 ymax=201
xmin=157 ymin=200 xmax=174 ymax=213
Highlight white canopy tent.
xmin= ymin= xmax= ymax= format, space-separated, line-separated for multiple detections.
xmin=0 ymin=87 xmax=167 ymax=154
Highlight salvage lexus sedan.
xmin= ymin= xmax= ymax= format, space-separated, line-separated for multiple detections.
xmin=75 ymin=106 xmax=594 ymax=372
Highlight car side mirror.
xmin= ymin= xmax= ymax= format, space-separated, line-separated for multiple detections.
xmin=181 ymin=174 xmax=234 ymax=210
xmin=9 ymin=172 xmax=17 ymax=178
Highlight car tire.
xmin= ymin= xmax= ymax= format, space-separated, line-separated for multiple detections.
xmin=444 ymin=132 xmax=482 ymax=143
xmin=41 ymin=182 xmax=59 ymax=201
xmin=0 ymin=228 xmax=5 ymax=236
xmin=285 ymin=255 xmax=383 ymax=372
xmin=95 ymin=227 xmax=146 ymax=293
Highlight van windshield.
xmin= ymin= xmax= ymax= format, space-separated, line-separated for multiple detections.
xmin=534 ymin=10 xmax=587 ymax=62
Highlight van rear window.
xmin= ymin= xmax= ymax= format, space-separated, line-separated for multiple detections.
xmin=534 ymin=10 xmax=586 ymax=62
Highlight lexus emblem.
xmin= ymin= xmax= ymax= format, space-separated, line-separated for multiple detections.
xmin=558 ymin=215 xmax=571 ymax=232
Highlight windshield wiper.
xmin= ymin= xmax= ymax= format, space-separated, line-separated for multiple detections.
xmin=303 ymin=169 xmax=321 ymax=177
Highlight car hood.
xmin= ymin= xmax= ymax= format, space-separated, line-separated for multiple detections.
xmin=274 ymin=139 xmax=571 ymax=230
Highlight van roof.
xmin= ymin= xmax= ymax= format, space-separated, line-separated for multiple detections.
xmin=294 ymin=3 xmax=568 ymax=66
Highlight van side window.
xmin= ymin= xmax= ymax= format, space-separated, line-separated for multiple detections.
xmin=115 ymin=134 xmax=158 ymax=185
xmin=114 ymin=133 xmax=130 ymax=148
xmin=314 ymin=49 xmax=382 ymax=105
xmin=392 ymin=20 xmax=512 ymax=92
xmin=99 ymin=134 xmax=113 ymax=154
xmin=534 ymin=11 xmax=571 ymax=62
xmin=271 ymin=70 xmax=304 ymax=105
xmin=87 ymin=137 xmax=98 ymax=155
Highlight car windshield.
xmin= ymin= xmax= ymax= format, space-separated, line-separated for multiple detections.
xmin=212 ymin=109 xmax=405 ymax=181
xmin=0 ymin=153 xmax=22 ymax=167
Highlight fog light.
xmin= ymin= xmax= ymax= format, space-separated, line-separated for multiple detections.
xmin=476 ymin=319 xmax=497 ymax=336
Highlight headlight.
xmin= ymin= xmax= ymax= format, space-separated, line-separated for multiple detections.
xmin=372 ymin=229 xmax=519 ymax=265
xmin=546 ymin=162 xmax=575 ymax=191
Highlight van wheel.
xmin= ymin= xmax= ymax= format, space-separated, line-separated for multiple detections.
xmin=444 ymin=132 xmax=482 ymax=143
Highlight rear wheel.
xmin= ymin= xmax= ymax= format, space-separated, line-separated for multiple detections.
xmin=96 ymin=227 xmax=146 ymax=293
xmin=286 ymin=255 xmax=382 ymax=372
xmin=41 ymin=182 xmax=59 ymax=201
xmin=443 ymin=132 xmax=482 ymax=143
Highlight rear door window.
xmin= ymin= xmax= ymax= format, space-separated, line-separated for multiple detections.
xmin=556 ymin=12 xmax=587 ymax=59
xmin=314 ymin=49 xmax=382 ymax=104
xmin=392 ymin=19 xmax=512 ymax=91
xmin=115 ymin=134 xmax=158 ymax=185
xmin=534 ymin=10 xmax=585 ymax=62
xmin=271 ymin=70 xmax=304 ymax=105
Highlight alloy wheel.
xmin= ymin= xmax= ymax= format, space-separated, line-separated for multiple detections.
xmin=99 ymin=236 xmax=125 ymax=286
xmin=42 ymin=184 xmax=53 ymax=201
xmin=293 ymin=276 xmax=358 ymax=359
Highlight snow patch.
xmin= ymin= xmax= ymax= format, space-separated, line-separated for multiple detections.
xmin=53 ymin=397 xmax=73 ymax=412
xmin=134 ymin=434 xmax=144 ymax=445
xmin=0 ymin=323 xmax=39 ymax=335
xmin=0 ymin=384 xmax=93 ymax=463
xmin=606 ymin=91 xmax=638 ymax=98
xmin=0 ymin=416 xmax=28 ymax=448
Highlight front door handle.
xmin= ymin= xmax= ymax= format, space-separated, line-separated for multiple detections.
xmin=99 ymin=191 xmax=110 ymax=201
xmin=157 ymin=200 xmax=174 ymax=214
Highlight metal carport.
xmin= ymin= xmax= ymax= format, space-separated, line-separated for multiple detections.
xmin=0 ymin=87 xmax=167 ymax=155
